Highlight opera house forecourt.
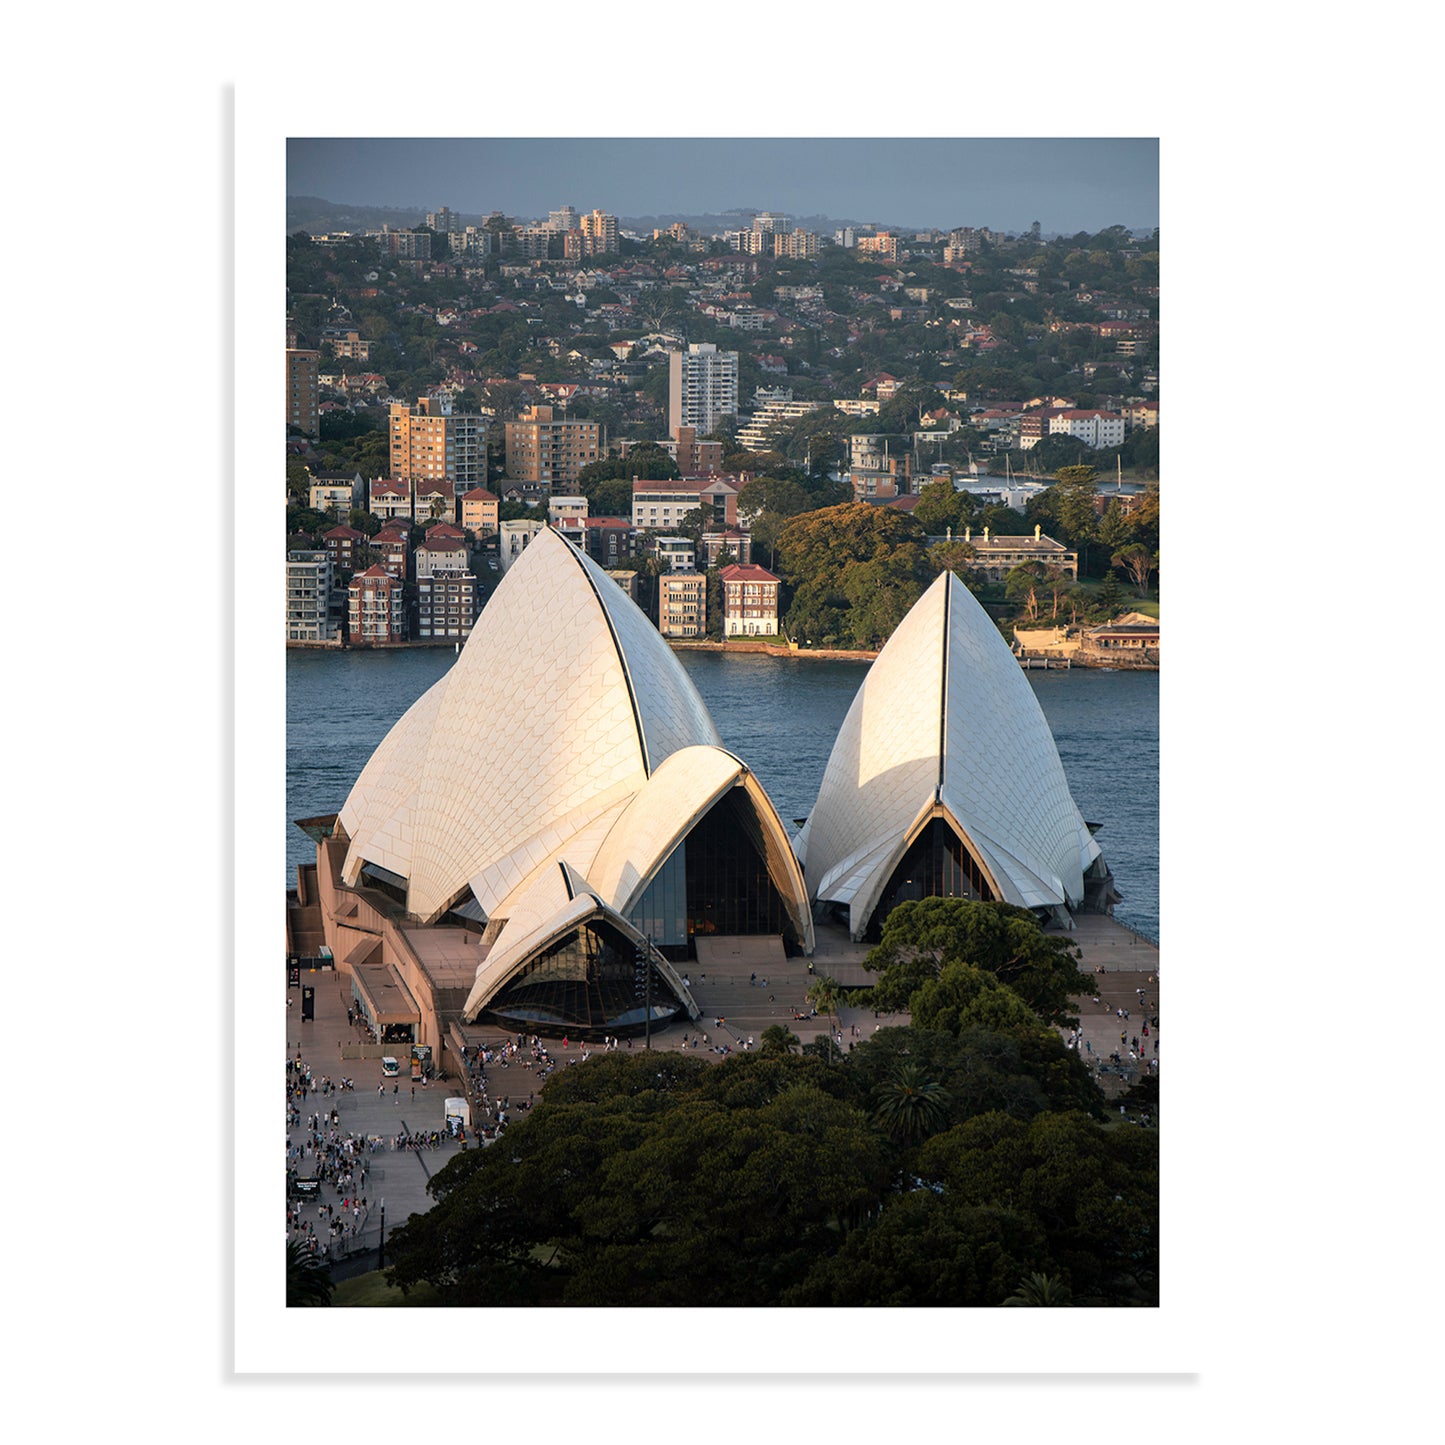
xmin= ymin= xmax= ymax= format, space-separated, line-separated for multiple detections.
xmin=299 ymin=530 xmax=1112 ymax=1056
xmin=795 ymin=569 xmax=1117 ymax=941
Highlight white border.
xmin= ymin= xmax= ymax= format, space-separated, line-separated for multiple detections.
xmin=237 ymin=120 xmax=1197 ymax=1380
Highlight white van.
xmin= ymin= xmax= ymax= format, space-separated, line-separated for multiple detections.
xmin=381 ymin=1056 xmax=400 ymax=1077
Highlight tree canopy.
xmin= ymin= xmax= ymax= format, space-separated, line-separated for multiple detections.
xmin=864 ymin=898 xmax=1091 ymax=1030
xmin=382 ymin=1030 xmax=1150 ymax=1307
xmin=775 ymin=502 xmax=934 ymax=649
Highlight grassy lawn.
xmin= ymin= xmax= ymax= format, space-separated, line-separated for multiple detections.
xmin=332 ymin=1270 xmax=443 ymax=1307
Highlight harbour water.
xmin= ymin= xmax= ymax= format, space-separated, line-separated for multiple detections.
xmin=286 ymin=648 xmax=1159 ymax=943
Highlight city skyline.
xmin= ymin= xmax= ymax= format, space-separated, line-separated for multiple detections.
xmin=286 ymin=137 xmax=1159 ymax=236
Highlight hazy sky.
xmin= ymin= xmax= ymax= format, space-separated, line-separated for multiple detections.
xmin=287 ymin=138 xmax=1158 ymax=235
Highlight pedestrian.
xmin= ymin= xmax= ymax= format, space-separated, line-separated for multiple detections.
xmin=411 ymin=1085 xmax=415 ymax=1101
xmin=377 ymin=1082 xmax=384 ymax=1097
xmin=392 ymin=1083 xmax=399 ymax=1103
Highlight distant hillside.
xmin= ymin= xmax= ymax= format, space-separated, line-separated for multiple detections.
xmin=287 ymin=195 xmax=926 ymax=239
xmin=617 ymin=209 xmax=882 ymax=237
xmin=287 ymin=195 xmax=429 ymax=234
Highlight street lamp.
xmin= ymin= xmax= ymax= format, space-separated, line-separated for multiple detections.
xmin=378 ymin=1199 xmax=386 ymax=1270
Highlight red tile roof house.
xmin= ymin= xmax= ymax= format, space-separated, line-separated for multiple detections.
xmin=371 ymin=523 xmax=412 ymax=581
xmin=322 ymin=524 xmax=365 ymax=577
xmin=719 ymin=563 xmax=782 ymax=638
xmin=369 ymin=478 xmax=412 ymax=522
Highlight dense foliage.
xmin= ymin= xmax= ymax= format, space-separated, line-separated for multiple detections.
xmin=383 ymin=1031 xmax=1153 ymax=1307
xmin=383 ymin=903 xmax=1154 ymax=1308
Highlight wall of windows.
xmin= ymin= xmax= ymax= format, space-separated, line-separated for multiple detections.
xmin=867 ymin=817 xmax=997 ymax=941
xmin=683 ymin=791 xmax=797 ymax=948
xmin=481 ymin=916 xmax=684 ymax=1037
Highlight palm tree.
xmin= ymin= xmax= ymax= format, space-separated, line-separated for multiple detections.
xmin=1002 ymin=1272 xmax=1072 ymax=1307
xmin=286 ymin=1239 xmax=335 ymax=1307
xmin=871 ymin=1064 xmax=950 ymax=1143
xmin=805 ymin=974 xmax=840 ymax=1028
xmin=759 ymin=1024 xmax=801 ymax=1057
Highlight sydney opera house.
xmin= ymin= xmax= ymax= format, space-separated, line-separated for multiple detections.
xmin=295 ymin=528 xmax=1112 ymax=1054
xmin=795 ymin=569 xmax=1116 ymax=941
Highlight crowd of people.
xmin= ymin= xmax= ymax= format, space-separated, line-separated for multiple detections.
xmin=285 ymin=1050 xmax=462 ymax=1262
xmin=460 ymin=1035 xmax=555 ymax=1140
xmin=1069 ymin=981 xmax=1161 ymax=1078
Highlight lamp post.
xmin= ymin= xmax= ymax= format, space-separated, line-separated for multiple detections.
xmin=377 ymin=1199 xmax=386 ymax=1270
xmin=644 ymin=933 xmax=653 ymax=1051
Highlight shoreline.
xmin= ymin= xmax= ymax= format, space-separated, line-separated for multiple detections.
xmin=285 ymin=637 xmax=1157 ymax=670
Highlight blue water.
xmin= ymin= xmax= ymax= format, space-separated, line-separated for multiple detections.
xmin=287 ymin=649 xmax=1159 ymax=942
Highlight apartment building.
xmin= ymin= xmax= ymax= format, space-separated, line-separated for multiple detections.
xmin=319 ymin=326 xmax=371 ymax=361
xmin=658 ymin=573 xmax=707 ymax=638
xmin=286 ymin=549 xmax=336 ymax=641
xmin=499 ymin=518 xmax=545 ymax=571
xmin=309 ymin=471 xmax=363 ymax=516
xmin=618 ymin=426 xmax=724 ymax=476
xmin=774 ymin=229 xmax=819 ymax=260
xmin=322 ymin=524 xmax=365 ymax=579
xmin=848 ymin=435 xmax=913 ymax=501
xmin=631 ymin=476 xmax=741 ymax=532
xmin=286 ymin=348 xmax=319 ymax=438
xmin=668 ymin=343 xmax=739 ymax=437
xmin=735 ymin=398 xmax=823 ymax=453
xmin=856 ymin=232 xmax=900 ymax=262
xmin=417 ymin=571 xmax=479 ymax=640
xmin=460 ymin=487 xmax=499 ymax=537
xmin=389 ymin=397 xmax=488 ymax=497
xmin=415 ymin=479 xmax=455 ymax=526
xmin=702 ymin=529 xmax=751 ymax=567
xmin=654 ymin=537 xmax=696 ymax=573
xmin=348 ymin=565 xmax=406 ymax=644
xmin=583 ymin=516 xmax=639 ymax=569
xmin=371 ymin=523 xmax=412 ymax=581
xmin=1048 ymin=409 xmax=1127 ymax=450
xmin=719 ymin=564 xmax=781 ymax=638
xmin=503 ymin=405 xmax=601 ymax=491
xmin=376 ymin=228 xmax=431 ymax=260
xmin=580 ymin=209 xmax=618 ymax=254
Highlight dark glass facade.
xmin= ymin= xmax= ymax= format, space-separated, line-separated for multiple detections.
xmin=480 ymin=916 xmax=682 ymax=1038
xmin=866 ymin=817 xmax=997 ymax=940
xmin=628 ymin=842 xmax=688 ymax=948
xmin=684 ymin=790 xmax=798 ymax=949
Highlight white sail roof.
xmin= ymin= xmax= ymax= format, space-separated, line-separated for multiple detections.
xmin=339 ymin=528 xmax=721 ymax=924
xmin=798 ymin=570 xmax=1100 ymax=938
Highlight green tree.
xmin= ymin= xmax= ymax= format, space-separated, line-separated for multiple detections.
xmin=286 ymin=460 xmax=312 ymax=503
xmin=912 ymin=477 xmax=967 ymax=535
xmin=387 ymin=1053 xmax=894 ymax=1307
xmin=1002 ymin=1271 xmax=1073 ymax=1306
xmin=586 ymin=477 xmax=635 ymax=520
xmin=286 ymin=1240 xmax=334 ymax=1307
xmin=911 ymin=962 xmax=1046 ymax=1039
xmin=864 ymin=899 xmax=1089 ymax=1030
xmin=806 ymin=974 xmax=841 ymax=1033
xmin=758 ymin=1024 xmax=801 ymax=1057
xmin=1005 ymin=562 xmax=1046 ymax=622
xmin=1043 ymin=564 xmax=1074 ymax=621
xmin=782 ymin=1194 xmax=1048 ymax=1307
xmin=776 ymin=503 xmax=932 ymax=648
xmin=1111 ymin=543 xmax=1157 ymax=597
xmin=871 ymin=1063 xmax=951 ymax=1143
xmin=917 ymin=1111 xmax=1158 ymax=1305
xmin=1093 ymin=572 xmax=1124 ymax=618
